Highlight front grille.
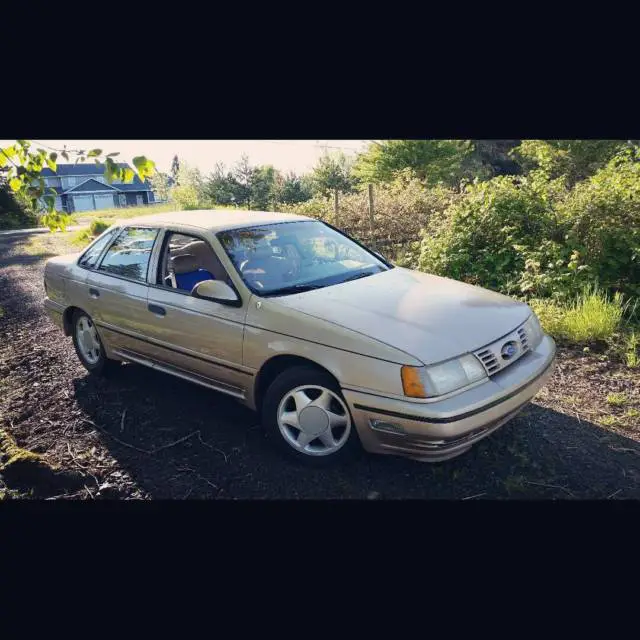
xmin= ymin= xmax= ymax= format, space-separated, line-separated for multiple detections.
xmin=474 ymin=321 xmax=531 ymax=377
xmin=517 ymin=327 xmax=529 ymax=352
xmin=476 ymin=348 xmax=499 ymax=374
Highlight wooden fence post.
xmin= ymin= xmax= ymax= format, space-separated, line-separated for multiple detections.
xmin=368 ymin=183 xmax=376 ymax=250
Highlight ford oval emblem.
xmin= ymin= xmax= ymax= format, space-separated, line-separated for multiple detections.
xmin=501 ymin=341 xmax=518 ymax=360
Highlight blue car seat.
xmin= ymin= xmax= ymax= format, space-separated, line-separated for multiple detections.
xmin=171 ymin=253 xmax=215 ymax=292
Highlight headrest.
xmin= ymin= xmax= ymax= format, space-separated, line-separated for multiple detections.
xmin=171 ymin=253 xmax=202 ymax=274
xmin=181 ymin=240 xmax=208 ymax=258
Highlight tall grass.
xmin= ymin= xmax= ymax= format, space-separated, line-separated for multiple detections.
xmin=530 ymin=286 xmax=630 ymax=343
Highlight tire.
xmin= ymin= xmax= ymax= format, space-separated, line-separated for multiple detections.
xmin=71 ymin=309 xmax=119 ymax=376
xmin=261 ymin=365 xmax=360 ymax=466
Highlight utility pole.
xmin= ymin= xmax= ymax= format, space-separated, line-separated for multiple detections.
xmin=368 ymin=183 xmax=376 ymax=250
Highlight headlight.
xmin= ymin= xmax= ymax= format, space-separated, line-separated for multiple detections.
xmin=401 ymin=354 xmax=487 ymax=399
xmin=522 ymin=312 xmax=544 ymax=349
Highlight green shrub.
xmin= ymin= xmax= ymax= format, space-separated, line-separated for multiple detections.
xmin=557 ymin=149 xmax=640 ymax=297
xmin=89 ymin=219 xmax=109 ymax=236
xmin=418 ymin=174 xmax=562 ymax=294
xmin=529 ymin=287 xmax=626 ymax=343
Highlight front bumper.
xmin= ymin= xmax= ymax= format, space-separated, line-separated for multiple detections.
xmin=343 ymin=335 xmax=556 ymax=462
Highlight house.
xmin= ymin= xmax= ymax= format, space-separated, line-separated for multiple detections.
xmin=39 ymin=163 xmax=164 ymax=213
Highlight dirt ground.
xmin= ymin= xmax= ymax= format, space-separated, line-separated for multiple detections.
xmin=1 ymin=233 xmax=639 ymax=500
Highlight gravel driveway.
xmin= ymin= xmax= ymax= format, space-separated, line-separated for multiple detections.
xmin=1 ymin=234 xmax=639 ymax=500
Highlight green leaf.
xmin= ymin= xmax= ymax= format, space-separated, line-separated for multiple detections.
xmin=46 ymin=156 xmax=57 ymax=172
xmin=49 ymin=152 xmax=57 ymax=162
xmin=61 ymin=150 xmax=69 ymax=161
xmin=16 ymin=140 xmax=29 ymax=148
xmin=87 ymin=149 xmax=102 ymax=157
xmin=9 ymin=177 xmax=22 ymax=192
xmin=133 ymin=156 xmax=156 ymax=181
xmin=122 ymin=167 xmax=135 ymax=183
xmin=106 ymin=152 xmax=120 ymax=157
xmin=2 ymin=145 xmax=17 ymax=159
xmin=105 ymin=157 xmax=116 ymax=184
xmin=44 ymin=196 xmax=55 ymax=212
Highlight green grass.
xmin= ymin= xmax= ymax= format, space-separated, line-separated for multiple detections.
xmin=625 ymin=331 xmax=639 ymax=368
xmin=23 ymin=231 xmax=84 ymax=257
xmin=606 ymin=392 xmax=628 ymax=407
xmin=70 ymin=203 xmax=177 ymax=225
xmin=530 ymin=286 xmax=628 ymax=343
xmin=600 ymin=415 xmax=617 ymax=427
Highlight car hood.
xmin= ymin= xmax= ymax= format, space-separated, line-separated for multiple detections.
xmin=274 ymin=267 xmax=532 ymax=365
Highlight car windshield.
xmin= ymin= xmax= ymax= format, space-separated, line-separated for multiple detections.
xmin=217 ymin=220 xmax=390 ymax=296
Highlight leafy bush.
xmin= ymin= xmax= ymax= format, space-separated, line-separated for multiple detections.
xmin=529 ymin=287 xmax=626 ymax=343
xmin=557 ymin=149 xmax=640 ymax=297
xmin=89 ymin=219 xmax=109 ymax=236
xmin=418 ymin=174 xmax=562 ymax=294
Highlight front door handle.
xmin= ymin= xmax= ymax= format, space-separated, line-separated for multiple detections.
xmin=89 ymin=288 xmax=100 ymax=298
xmin=148 ymin=304 xmax=166 ymax=317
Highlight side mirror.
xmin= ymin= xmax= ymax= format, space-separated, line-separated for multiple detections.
xmin=192 ymin=280 xmax=241 ymax=307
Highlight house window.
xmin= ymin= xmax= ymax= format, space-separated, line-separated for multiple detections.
xmin=45 ymin=177 xmax=62 ymax=188
xmin=63 ymin=176 xmax=79 ymax=189
xmin=118 ymin=194 xmax=127 ymax=207
xmin=136 ymin=194 xmax=144 ymax=206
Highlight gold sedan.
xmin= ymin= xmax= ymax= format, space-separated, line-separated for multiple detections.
xmin=43 ymin=210 xmax=555 ymax=465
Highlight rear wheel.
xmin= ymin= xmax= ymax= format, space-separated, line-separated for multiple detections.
xmin=262 ymin=366 xmax=360 ymax=466
xmin=71 ymin=310 xmax=119 ymax=376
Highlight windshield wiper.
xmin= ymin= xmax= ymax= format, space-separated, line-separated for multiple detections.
xmin=340 ymin=271 xmax=375 ymax=284
xmin=263 ymin=283 xmax=325 ymax=297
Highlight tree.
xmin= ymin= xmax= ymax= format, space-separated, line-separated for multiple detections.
xmin=204 ymin=162 xmax=240 ymax=206
xmin=149 ymin=170 xmax=172 ymax=202
xmin=171 ymin=154 xmax=180 ymax=184
xmin=353 ymin=140 xmax=473 ymax=187
xmin=310 ymin=152 xmax=356 ymax=197
xmin=277 ymin=172 xmax=313 ymax=205
xmin=250 ymin=165 xmax=280 ymax=210
xmin=0 ymin=140 xmax=155 ymax=230
xmin=169 ymin=163 xmax=206 ymax=210
xmin=231 ymin=154 xmax=254 ymax=208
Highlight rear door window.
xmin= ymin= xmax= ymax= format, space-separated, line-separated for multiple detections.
xmin=97 ymin=227 xmax=159 ymax=282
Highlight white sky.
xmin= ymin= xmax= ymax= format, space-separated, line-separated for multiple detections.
xmin=0 ymin=140 xmax=369 ymax=175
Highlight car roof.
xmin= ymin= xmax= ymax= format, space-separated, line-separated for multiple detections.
xmin=115 ymin=209 xmax=314 ymax=233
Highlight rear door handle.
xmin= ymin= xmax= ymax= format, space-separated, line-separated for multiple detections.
xmin=89 ymin=288 xmax=100 ymax=298
xmin=148 ymin=304 xmax=166 ymax=317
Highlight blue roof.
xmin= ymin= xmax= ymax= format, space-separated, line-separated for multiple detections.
xmin=41 ymin=163 xmax=133 ymax=176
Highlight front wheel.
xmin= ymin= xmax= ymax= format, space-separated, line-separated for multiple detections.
xmin=261 ymin=366 xmax=360 ymax=466
xmin=71 ymin=310 xmax=119 ymax=376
